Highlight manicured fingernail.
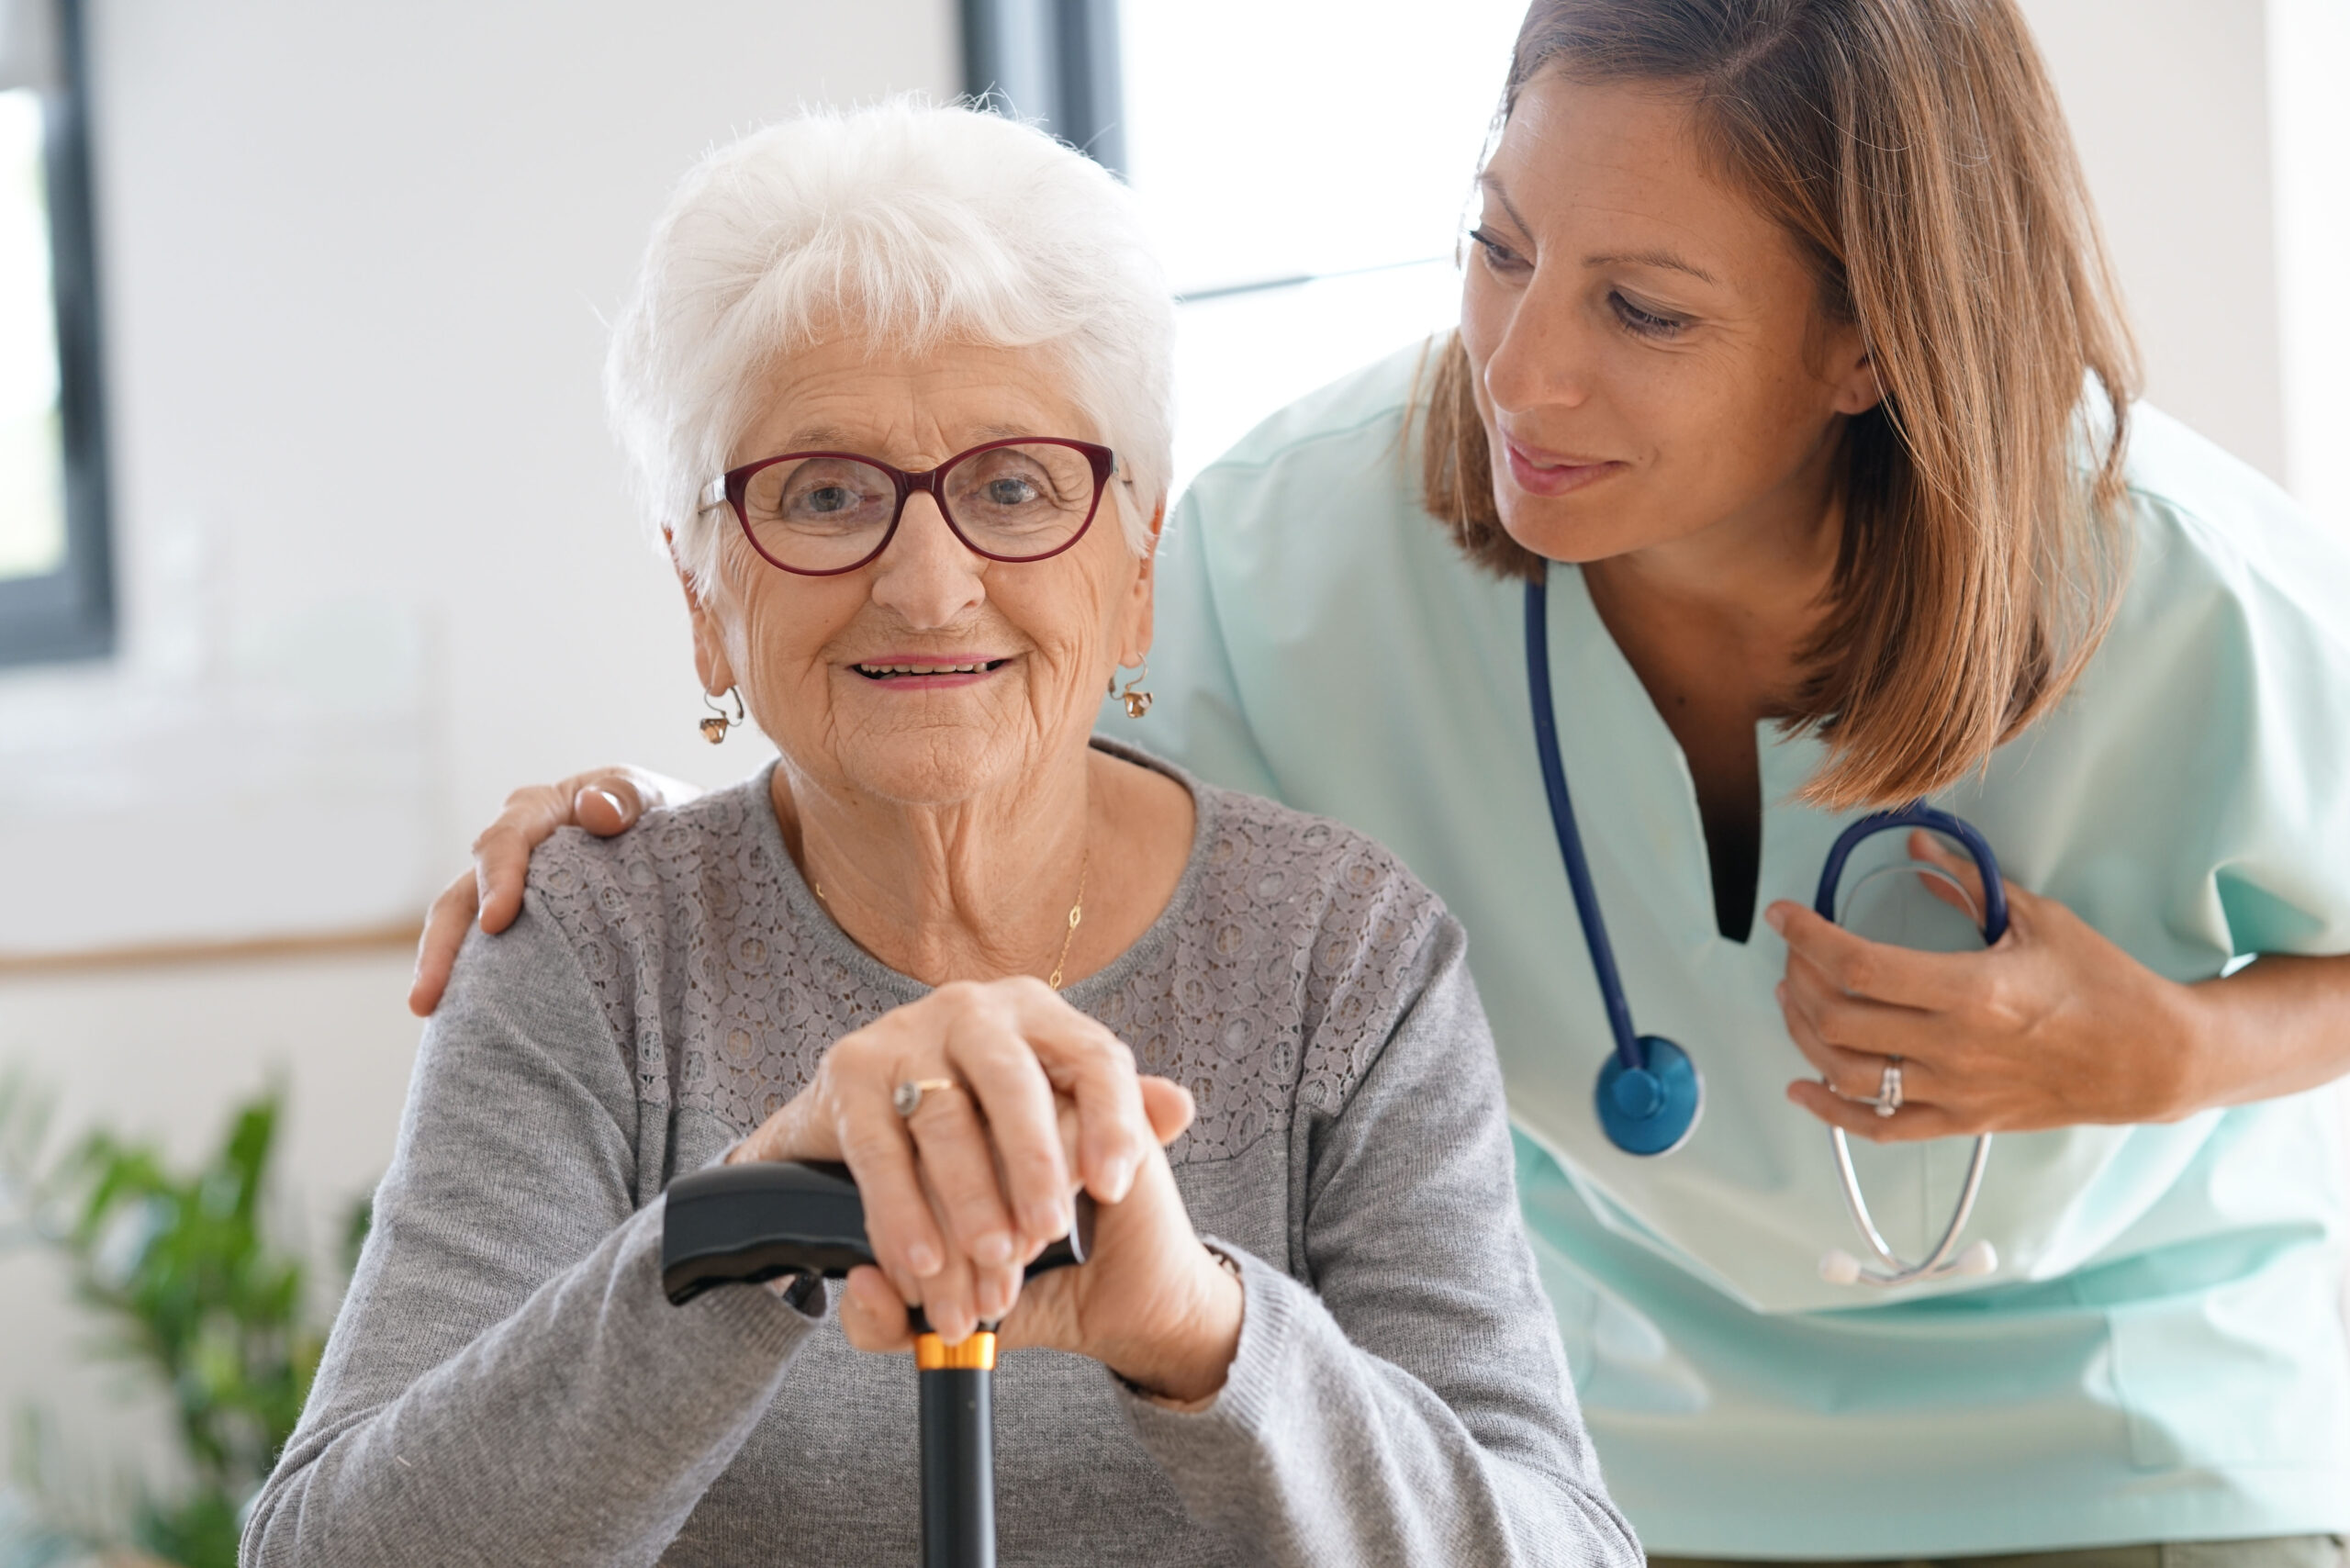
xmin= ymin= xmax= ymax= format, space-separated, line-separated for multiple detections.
xmin=594 ymin=788 xmax=624 ymax=816
xmin=976 ymin=1230 xmax=1014 ymax=1268
xmin=908 ymin=1241 xmax=941 ymax=1276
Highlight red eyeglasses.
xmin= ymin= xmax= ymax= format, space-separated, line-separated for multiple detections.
xmin=701 ymin=437 xmax=1116 ymax=577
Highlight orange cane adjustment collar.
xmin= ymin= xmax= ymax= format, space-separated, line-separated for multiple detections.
xmin=915 ymin=1330 xmax=998 ymax=1372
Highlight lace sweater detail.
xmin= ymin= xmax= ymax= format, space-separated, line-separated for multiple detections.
xmin=527 ymin=751 xmax=1448 ymax=1166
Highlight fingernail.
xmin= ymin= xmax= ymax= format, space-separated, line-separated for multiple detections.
xmin=1024 ymin=1200 xmax=1069 ymax=1242
xmin=908 ymin=1241 xmax=941 ymax=1276
xmin=594 ymin=789 xmax=624 ymax=816
xmin=976 ymin=1231 xmax=1014 ymax=1268
xmin=1103 ymin=1155 xmax=1135 ymax=1203
xmin=1765 ymin=906 xmax=1787 ymax=934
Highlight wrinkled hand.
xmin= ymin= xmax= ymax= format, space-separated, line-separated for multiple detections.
xmin=408 ymin=765 xmax=699 ymax=1016
xmin=732 ymin=978 xmax=1233 ymax=1399
xmin=1771 ymin=831 xmax=2203 ymax=1143
xmin=838 ymin=1099 xmax=1244 ymax=1405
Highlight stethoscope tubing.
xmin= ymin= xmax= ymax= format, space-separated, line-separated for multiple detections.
xmin=1524 ymin=576 xmax=1648 ymax=1076
xmin=1813 ymin=806 xmax=2010 ymax=945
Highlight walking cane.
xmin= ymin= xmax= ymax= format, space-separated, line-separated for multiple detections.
xmin=660 ymin=1159 xmax=1094 ymax=1568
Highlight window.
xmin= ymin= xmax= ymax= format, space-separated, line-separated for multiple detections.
xmin=966 ymin=0 xmax=1528 ymax=489
xmin=0 ymin=0 xmax=111 ymax=667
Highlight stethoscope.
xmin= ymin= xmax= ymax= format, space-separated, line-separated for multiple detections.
xmin=1525 ymin=577 xmax=2003 ymax=1289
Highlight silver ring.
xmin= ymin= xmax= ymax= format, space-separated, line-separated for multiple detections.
xmin=1872 ymin=1058 xmax=1904 ymax=1118
xmin=892 ymin=1078 xmax=960 ymax=1119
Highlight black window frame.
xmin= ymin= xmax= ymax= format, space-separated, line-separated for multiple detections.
xmin=0 ymin=0 xmax=113 ymax=668
xmin=960 ymin=0 xmax=1126 ymax=177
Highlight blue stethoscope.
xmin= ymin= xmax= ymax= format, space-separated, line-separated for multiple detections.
xmin=1525 ymin=577 xmax=2004 ymax=1288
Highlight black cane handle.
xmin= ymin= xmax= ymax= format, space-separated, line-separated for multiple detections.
xmin=660 ymin=1159 xmax=1094 ymax=1305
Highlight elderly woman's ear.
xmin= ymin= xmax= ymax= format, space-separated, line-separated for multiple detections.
xmin=1113 ymin=497 xmax=1168 ymax=669
xmin=666 ymin=535 xmax=741 ymax=707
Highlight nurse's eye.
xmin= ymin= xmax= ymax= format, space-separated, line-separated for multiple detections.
xmin=1470 ymin=227 xmax=1529 ymax=275
xmin=1611 ymin=290 xmax=1688 ymax=340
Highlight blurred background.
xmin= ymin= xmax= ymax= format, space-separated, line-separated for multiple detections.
xmin=0 ymin=0 xmax=2344 ymax=1555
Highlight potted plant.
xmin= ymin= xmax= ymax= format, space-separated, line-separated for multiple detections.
xmin=0 ymin=1077 xmax=367 ymax=1568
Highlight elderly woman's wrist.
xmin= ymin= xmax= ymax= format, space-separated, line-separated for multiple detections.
xmin=1110 ymin=1244 xmax=1245 ymax=1406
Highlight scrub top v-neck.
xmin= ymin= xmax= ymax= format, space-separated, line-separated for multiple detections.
xmin=1106 ymin=342 xmax=2350 ymax=1557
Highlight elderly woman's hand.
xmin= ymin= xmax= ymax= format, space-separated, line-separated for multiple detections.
xmin=407 ymin=765 xmax=699 ymax=1017
xmin=726 ymin=977 xmax=1201 ymax=1348
xmin=840 ymin=1103 xmax=1244 ymax=1406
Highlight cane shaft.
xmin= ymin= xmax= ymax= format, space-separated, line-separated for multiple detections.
xmin=917 ymin=1332 xmax=995 ymax=1568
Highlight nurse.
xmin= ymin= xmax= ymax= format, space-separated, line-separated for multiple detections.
xmin=410 ymin=0 xmax=2350 ymax=1560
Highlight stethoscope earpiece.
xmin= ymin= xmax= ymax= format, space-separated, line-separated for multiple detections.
xmin=1820 ymin=1236 xmax=1998 ymax=1288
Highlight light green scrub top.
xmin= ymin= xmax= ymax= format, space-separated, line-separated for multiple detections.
xmin=1107 ymin=343 xmax=2350 ymax=1556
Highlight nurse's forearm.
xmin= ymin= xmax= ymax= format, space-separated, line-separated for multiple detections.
xmin=2178 ymin=953 xmax=2350 ymax=1111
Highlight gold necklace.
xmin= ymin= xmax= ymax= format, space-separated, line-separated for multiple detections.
xmin=811 ymin=848 xmax=1091 ymax=990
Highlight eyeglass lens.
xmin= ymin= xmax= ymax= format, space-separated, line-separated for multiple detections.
xmin=740 ymin=443 xmax=1099 ymax=572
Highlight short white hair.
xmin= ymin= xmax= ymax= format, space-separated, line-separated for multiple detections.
xmin=606 ymin=100 xmax=1175 ymax=586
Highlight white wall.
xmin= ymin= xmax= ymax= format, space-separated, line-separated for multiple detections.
xmin=2268 ymin=0 xmax=2350 ymax=532
xmin=2022 ymin=0 xmax=2288 ymax=483
xmin=0 ymin=0 xmax=956 ymax=1498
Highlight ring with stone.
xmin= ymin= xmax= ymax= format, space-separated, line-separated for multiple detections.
xmin=892 ymin=1078 xmax=961 ymax=1118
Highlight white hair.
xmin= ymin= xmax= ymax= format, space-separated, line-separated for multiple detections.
xmin=606 ymin=100 xmax=1175 ymax=586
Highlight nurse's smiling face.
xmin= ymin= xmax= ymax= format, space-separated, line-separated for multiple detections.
xmin=1458 ymin=72 xmax=1883 ymax=565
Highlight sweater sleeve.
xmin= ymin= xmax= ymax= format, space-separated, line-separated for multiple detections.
xmin=1119 ymin=918 xmax=1641 ymax=1568
xmin=240 ymin=897 xmax=819 ymax=1568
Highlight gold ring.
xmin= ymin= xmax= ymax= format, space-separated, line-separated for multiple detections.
xmin=892 ymin=1078 xmax=960 ymax=1118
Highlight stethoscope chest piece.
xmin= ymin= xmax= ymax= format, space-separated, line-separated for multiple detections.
xmin=1594 ymin=1036 xmax=1703 ymax=1157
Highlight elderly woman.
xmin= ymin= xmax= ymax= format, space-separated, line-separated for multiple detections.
xmin=242 ymin=105 xmax=1634 ymax=1568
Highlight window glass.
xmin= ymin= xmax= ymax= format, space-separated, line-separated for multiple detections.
xmin=1118 ymin=0 xmax=1528 ymax=487
xmin=0 ymin=85 xmax=64 ymax=583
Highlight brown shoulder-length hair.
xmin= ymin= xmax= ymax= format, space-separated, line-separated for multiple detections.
xmin=1422 ymin=0 xmax=2141 ymax=810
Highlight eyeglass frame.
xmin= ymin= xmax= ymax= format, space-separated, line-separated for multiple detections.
xmin=698 ymin=436 xmax=1119 ymax=577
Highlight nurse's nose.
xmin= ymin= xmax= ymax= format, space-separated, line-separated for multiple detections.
xmin=1480 ymin=274 xmax=1601 ymax=419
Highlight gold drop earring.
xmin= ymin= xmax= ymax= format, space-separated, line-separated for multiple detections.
xmin=699 ymin=687 xmax=744 ymax=744
xmin=1113 ymin=659 xmax=1152 ymax=720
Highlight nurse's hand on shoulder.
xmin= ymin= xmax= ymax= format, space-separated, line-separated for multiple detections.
xmin=1767 ymin=831 xmax=2205 ymax=1143
xmin=407 ymin=764 xmax=698 ymax=1016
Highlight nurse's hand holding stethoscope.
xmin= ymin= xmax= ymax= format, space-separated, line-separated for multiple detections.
xmin=1769 ymin=830 xmax=2203 ymax=1143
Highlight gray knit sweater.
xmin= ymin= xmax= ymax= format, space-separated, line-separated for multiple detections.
xmin=242 ymin=748 xmax=1638 ymax=1568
